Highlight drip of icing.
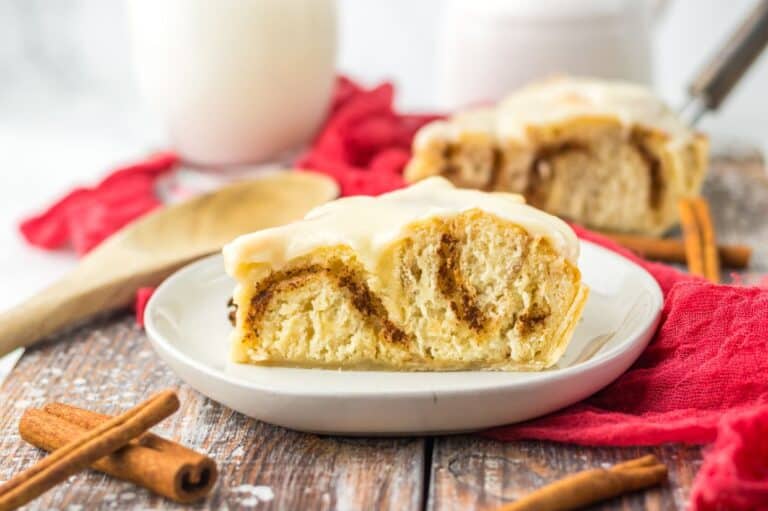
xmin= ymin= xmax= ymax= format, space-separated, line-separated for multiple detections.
xmin=223 ymin=177 xmax=579 ymax=277
xmin=414 ymin=76 xmax=696 ymax=149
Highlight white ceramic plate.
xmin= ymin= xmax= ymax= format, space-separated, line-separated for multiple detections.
xmin=145 ymin=241 xmax=663 ymax=435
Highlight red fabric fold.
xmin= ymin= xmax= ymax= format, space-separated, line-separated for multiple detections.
xmin=134 ymin=287 xmax=155 ymax=327
xmin=296 ymin=76 xmax=442 ymax=196
xmin=690 ymin=405 xmax=768 ymax=510
xmin=484 ymin=227 xmax=768 ymax=447
xmin=19 ymin=152 xmax=177 ymax=255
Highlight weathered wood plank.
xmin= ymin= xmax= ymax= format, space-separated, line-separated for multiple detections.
xmin=427 ymin=436 xmax=703 ymax=511
xmin=705 ymin=149 xmax=768 ymax=282
xmin=0 ymin=314 xmax=425 ymax=510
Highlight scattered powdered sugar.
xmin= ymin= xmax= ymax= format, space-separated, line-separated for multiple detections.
xmin=27 ymin=387 xmax=46 ymax=398
xmin=231 ymin=445 xmax=246 ymax=457
xmin=232 ymin=485 xmax=275 ymax=506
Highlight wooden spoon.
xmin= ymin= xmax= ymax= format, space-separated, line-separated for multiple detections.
xmin=0 ymin=171 xmax=338 ymax=357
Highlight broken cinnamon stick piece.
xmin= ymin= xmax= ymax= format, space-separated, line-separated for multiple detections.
xmin=18 ymin=402 xmax=217 ymax=504
xmin=604 ymin=233 xmax=750 ymax=269
xmin=678 ymin=198 xmax=721 ymax=282
xmin=495 ymin=455 xmax=667 ymax=511
xmin=0 ymin=390 xmax=179 ymax=511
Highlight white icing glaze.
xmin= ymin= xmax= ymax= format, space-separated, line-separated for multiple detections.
xmin=223 ymin=177 xmax=579 ymax=277
xmin=413 ymin=108 xmax=497 ymax=150
xmin=414 ymin=76 xmax=695 ymax=149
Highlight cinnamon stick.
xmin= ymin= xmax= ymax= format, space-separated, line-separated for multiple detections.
xmin=18 ymin=402 xmax=217 ymax=504
xmin=604 ymin=233 xmax=750 ymax=269
xmin=0 ymin=390 xmax=179 ymax=511
xmin=495 ymin=455 xmax=667 ymax=511
xmin=678 ymin=198 xmax=721 ymax=282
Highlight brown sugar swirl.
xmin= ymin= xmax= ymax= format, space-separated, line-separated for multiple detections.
xmin=244 ymin=261 xmax=408 ymax=346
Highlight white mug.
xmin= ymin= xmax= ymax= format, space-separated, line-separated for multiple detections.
xmin=127 ymin=0 xmax=337 ymax=167
xmin=437 ymin=0 xmax=668 ymax=109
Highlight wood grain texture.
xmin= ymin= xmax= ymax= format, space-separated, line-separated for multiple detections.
xmin=0 ymin=314 xmax=425 ymax=510
xmin=704 ymin=148 xmax=768 ymax=283
xmin=427 ymin=436 xmax=703 ymax=511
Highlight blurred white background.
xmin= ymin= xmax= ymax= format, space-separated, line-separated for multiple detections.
xmin=0 ymin=0 xmax=767 ymax=314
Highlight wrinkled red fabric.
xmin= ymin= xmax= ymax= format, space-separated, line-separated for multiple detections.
xmin=296 ymin=76 xmax=442 ymax=196
xmin=19 ymin=152 xmax=177 ymax=255
xmin=485 ymin=226 xmax=768 ymax=447
xmin=490 ymin=227 xmax=768 ymax=508
xmin=690 ymin=405 xmax=768 ymax=510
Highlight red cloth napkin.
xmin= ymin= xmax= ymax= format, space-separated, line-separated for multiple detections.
xmin=485 ymin=227 xmax=768 ymax=447
xmin=690 ymin=404 xmax=768 ymax=510
xmin=134 ymin=287 xmax=156 ymax=327
xmin=486 ymin=227 xmax=768 ymax=510
xmin=295 ymin=76 xmax=442 ymax=196
xmin=19 ymin=152 xmax=177 ymax=255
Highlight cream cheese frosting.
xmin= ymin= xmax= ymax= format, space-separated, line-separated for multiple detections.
xmin=223 ymin=177 xmax=579 ymax=277
xmin=414 ymin=76 xmax=695 ymax=149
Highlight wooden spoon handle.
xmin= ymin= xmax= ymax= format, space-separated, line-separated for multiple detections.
xmin=0 ymin=264 xmax=177 ymax=357
xmin=0 ymin=281 xmax=127 ymax=357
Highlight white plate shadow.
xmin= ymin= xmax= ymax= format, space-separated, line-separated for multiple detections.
xmin=145 ymin=241 xmax=663 ymax=435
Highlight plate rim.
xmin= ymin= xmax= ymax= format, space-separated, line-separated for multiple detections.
xmin=145 ymin=240 xmax=663 ymax=398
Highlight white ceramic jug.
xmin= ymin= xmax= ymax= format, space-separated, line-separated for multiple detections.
xmin=128 ymin=0 xmax=337 ymax=167
xmin=437 ymin=0 xmax=668 ymax=109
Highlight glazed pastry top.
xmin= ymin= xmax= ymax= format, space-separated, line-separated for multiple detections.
xmin=415 ymin=76 xmax=696 ymax=148
xmin=223 ymin=177 xmax=579 ymax=277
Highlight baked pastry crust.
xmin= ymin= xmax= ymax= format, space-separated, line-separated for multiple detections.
xmin=405 ymin=77 xmax=708 ymax=235
xmin=224 ymin=178 xmax=588 ymax=371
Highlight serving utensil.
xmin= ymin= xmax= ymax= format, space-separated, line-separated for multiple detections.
xmin=0 ymin=172 xmax=338 ymax=357
xmin=681 ymin=0 xmax=768 ymax=124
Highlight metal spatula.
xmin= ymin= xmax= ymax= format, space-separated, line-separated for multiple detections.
xmin=680 ymin=0 xmax=768 ymax=125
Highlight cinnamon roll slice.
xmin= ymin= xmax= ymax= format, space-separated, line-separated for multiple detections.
xmin=223 ymin=177 xmax=588 ymax=371
xmin=405 ymin=77 xmax=708 ymax=235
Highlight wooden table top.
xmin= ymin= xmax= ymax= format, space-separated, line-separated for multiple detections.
xmin=0 ymin=150 xmax=765 ymax=510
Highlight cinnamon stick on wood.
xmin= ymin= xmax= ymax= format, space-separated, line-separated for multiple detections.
xmin=495 ymin=455 xmax=667 ymax=511
xmin=678 ymin=198 xmax=721 ymax=282
xmin=0 ymin=390 xmax=179 ymax=511
xmin=604 ymin=233 xmax=751 ymax=269
xmin=18 ymin=402 xmax=217 ymax=504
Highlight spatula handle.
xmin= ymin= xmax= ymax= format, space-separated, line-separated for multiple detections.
xmin=683 ymin=0 xmax=768 ymax=123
